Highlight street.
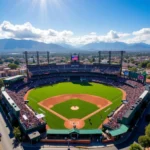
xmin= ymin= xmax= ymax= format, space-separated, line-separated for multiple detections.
xmin=0 ymin=111 xmax=22 ymax=150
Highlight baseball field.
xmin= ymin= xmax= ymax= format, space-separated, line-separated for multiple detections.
xmin=26 ymin=82 xmax=123 ymax=129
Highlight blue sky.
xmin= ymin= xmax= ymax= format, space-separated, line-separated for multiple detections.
xmin=0 ymin=0 xmax=150 ymax=45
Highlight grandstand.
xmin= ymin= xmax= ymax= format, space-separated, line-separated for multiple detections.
xmin=0 ymin=51 xmax=149 ymax=144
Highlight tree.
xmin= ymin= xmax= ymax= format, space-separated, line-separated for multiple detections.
xmin=13 ymin=127 xmax=21 ymax=141
xmin=128 ymin=67 xmax=137 ymax=72
xmin=0 ymin=79 xmax=4 ymax=88
xmin=145 ymin=124 xmax=150 ymax=138
xmin=14 ymin=60 xmax=20 ymax=65
xmin=139 ymin=61 xmax=150 ymax=68
xmin=138 ymin=135 xmax=150 ymax=149
xmin=129 ymin=143 xmax=142 ymax=150
xmin=8 ymin=63 xmax=18 ymax=69
xmin=4 ymin=58 xmax=14 ymax=63
xmin=130 ymin=58 xmax=135 ymax=64
xmin=146 ymin=63 xmax=150 ymax=69
xmin=0 ymin=59 xmax=3 ymax=64
xmin=147 ymin=76 xmax=150 ymax=79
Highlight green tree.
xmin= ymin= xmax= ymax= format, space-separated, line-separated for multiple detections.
xmin=128 ymin=67 xmax=137 ymax=72
xmin=130 ymin=58 xmax=135 ymax=64
xmin=13 ymin=127 xmax=21 ymax=141
xmin=5 ymin=58 xmax=14 ymax=63
xmin=8 ymin=63 xmax=18 ymax=69
xmin=145 ymin=124 xmax=150 ymax=138
xmin=0 ymin=79 xmax=4 ymax=88
xmin=14 ymin=60 xmax=20 ymax=65
xmin=139 ymin=61 xmax=150 ymax=68
xmin=138 ymin=135 xmax=150 ymax=149
xmin=147 ymin=76 xmax=150 ymax=79
xmin=0 ymin=59 xmax=3 ymax=64
xmin=146 ymin=63 xmax=150 ymax=69
xmin=129 ymin=143 xmax=142 ymax=150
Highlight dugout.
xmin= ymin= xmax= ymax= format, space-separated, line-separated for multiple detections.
xmin=106 ymin=124 xmax=129 ymax=140
xmin=46 ymin=128 xmax=102 ymax=140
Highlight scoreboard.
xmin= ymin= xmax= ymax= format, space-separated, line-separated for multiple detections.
xmin=71 ymin=54 xmax=79 ymax=62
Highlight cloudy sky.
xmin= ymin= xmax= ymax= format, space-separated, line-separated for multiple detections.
xmin=0 ymin=0 xmax=150 ymax=45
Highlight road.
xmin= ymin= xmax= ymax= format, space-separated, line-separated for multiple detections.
xmin=0 ymin=111 xmax=22 ymax=150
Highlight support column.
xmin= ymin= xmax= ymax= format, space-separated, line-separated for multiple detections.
xmin=98 ymin=51 xmax=101 ymax=65
xmin=24 ymin=51 xmax=29 ymax=80
xmin=47 ymin=51 xmax=50 ymax=64
xmin=109 ymin=51 xmax=111 ymax=65
xmin=37 ymin=51 xmax=39 ymax=65
xmin=70 ymin=54 xmax=72 ymax=63
xmin=120 ymin=51 xmax=124 ymax=75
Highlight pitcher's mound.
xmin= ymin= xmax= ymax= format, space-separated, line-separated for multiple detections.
xmin=64 ymin=118 xmax=85 ymax=129
xmin=71 ymin=106 xmax=79 ymax=110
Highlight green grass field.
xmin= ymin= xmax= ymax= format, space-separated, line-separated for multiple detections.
xmin=27 ymin=82 xmax=122 ymax=129
xmin=51 ymin=99 xmax=99 ymax=119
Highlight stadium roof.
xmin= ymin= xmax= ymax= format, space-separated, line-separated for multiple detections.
xmin=108 ymin=124 xmax=129 ymax=136
xmin=47 ymin=129 xmax=102 ymax=135
xmin=4 ymin=75 xmax=24 ymax=83
xmin=1 ymin=90 xmax=20 ymax=112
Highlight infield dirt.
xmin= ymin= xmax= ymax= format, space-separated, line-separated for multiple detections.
xmin=38 ymin=94 xmax=112 ymax=129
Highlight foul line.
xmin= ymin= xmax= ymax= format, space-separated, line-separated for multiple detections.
xmin=81 ymin=102 xmax=112 ymax=121
xmin=105 ymin=107 xmax=111 ymax=112
xmin=39 ymin=108 xmax=46 ymax=113
xmin=38 ymin=101 xmax=112 ymax=123
xmin=39 ymin=103 xmax=68 ymax=121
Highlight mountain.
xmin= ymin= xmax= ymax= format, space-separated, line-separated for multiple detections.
xmin=0 ymin=39 xmax=150 ymax=52
xmin=0 ymin=39 xmax=67 ymax=52
xmin=81 ymin=42 xmax=150 ymax=51
xmin=58 ymin=43 xmax=76 ymax=49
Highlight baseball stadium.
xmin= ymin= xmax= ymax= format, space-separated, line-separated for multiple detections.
xmin=0 ymin=51 xmax=150 ymax=144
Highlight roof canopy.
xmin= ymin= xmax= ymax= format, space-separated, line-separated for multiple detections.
xmin=108 ymin=124 xmax=129 ymax=137
xmin=2 ymin=90 xmax=20 ymax=112
xmin=4 ymin=75 xmax=24 ymax=83
xmin=47 ymin=128 xmax=102 ymax=135
xmin=28 ymin=131 xmax=40 ymax=140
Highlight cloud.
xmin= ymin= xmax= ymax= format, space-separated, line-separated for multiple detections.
xmin=0 ymin=21 xmax=150 ymax=45
xmin=123 ymin=28 xmax=150 ymax=44
xmin=0 ymin=21 xmax=41 ymax=39
xmin=133 ymin=28 xmax=150 ymax=36
xmin=107 ymin=30 xmax=119 ymax=39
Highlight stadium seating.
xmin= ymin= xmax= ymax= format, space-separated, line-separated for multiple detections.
xmin=4 ymin=76 xmax=145 ymax=130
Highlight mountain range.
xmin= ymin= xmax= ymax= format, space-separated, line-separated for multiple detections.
xmin=0 ymin=39 xmax=150 ymax=52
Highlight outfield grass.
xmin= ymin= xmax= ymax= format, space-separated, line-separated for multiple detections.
xmin=27 ymin=82 xmax=122 ymax=129
xmin=51 ymin=99 xmax=99 ymax=119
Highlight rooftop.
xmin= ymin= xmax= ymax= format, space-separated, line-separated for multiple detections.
xmin=47 ymin=128 xmax=102 ymax=135
xmin=4 ymin=75 xmax=24 ymax=81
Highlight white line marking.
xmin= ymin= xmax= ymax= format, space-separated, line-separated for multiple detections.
xmin=39 ymin=108 xmax=46 ymax=113
xmin=105 ymin=108 xmax=110 ymax=112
